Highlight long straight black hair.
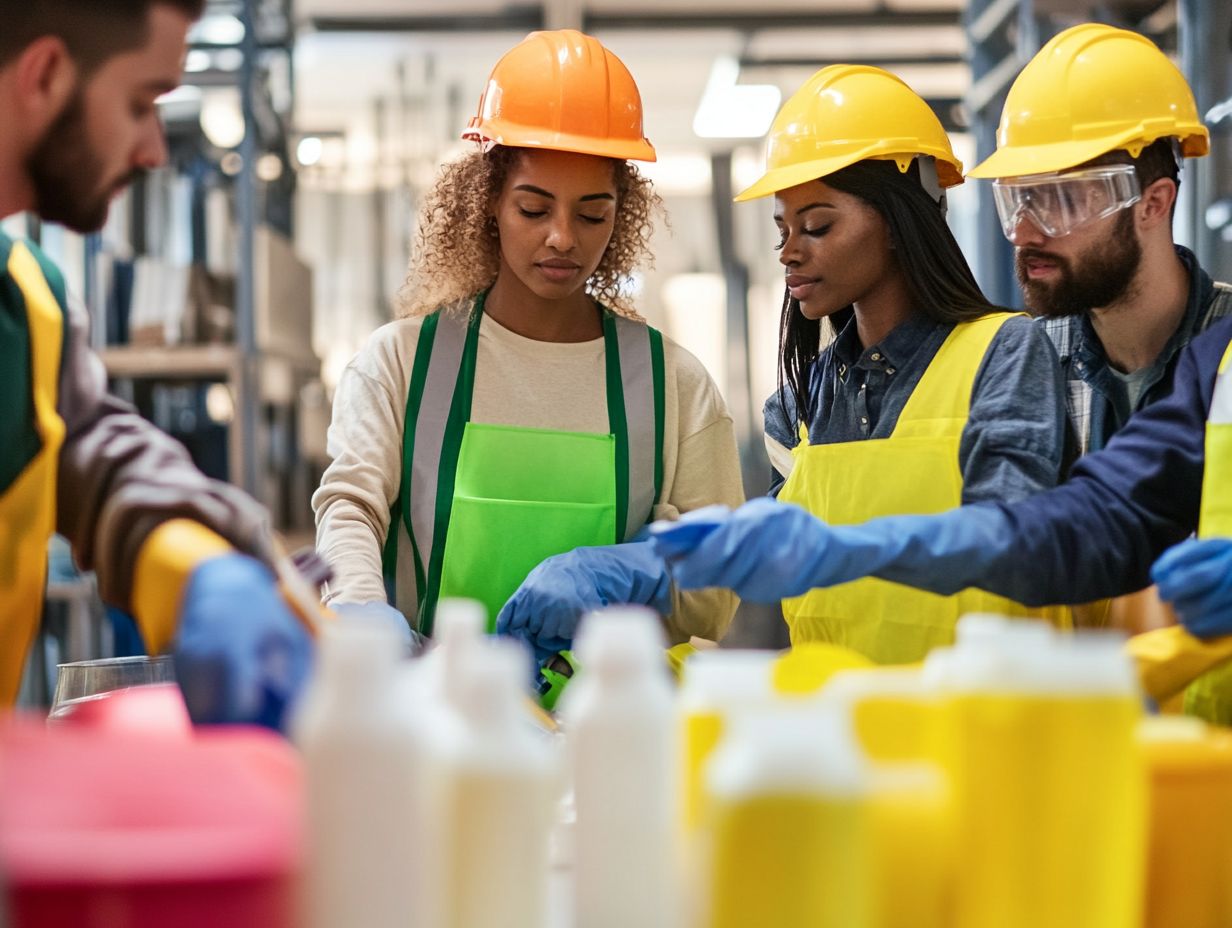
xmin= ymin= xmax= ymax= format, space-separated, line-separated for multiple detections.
xmin=776 ymin=158 xmax=1006 ymax=428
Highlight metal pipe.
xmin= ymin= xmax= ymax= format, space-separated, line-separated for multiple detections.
xmin=236 ymin=0 xmax=260 ymax=497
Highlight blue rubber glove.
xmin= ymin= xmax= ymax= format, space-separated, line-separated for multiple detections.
xmin=650 ymin=498 xmax=840 ymax=602
xmin=1152 ymin=538 xmax=1232 ymax=638
xmin=496 ymin=541 xmax=672 ymax=656
xmin=651 ymin=498 xmax=1025 ymax=605
xmin=173 ymin=554 xmax=314 ymax=731
xmin=333 ymin=601 xmax=428 ymax=656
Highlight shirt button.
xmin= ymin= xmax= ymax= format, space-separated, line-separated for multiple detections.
xmin=870 ymin=352 xmax=882 ymax=361
xmin=886 ymin=367 xmax=896 ymax=376
xmin=859 ymin=383 xmax=866 ymax=391
xmin=860 ymin=416 xmax=868 ymax=425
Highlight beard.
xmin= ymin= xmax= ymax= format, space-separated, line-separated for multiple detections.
xmin=25 ymin=90 xmax=136 ymax=234
xmin=1015 ymin=209 xmax=1141 ymax=318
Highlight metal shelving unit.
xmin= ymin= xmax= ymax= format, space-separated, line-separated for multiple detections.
xmin=962 ymin=0 xmax=1037 ymax=309
xmin=94 ymin=0 xmax=318 ymax=532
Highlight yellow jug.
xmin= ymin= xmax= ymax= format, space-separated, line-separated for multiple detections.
xmin=1138 ymin=716 xmax=1232 ymax=928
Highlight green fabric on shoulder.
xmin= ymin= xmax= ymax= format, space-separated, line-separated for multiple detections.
xmin=0 ymin=232 xmax=66 ymax=494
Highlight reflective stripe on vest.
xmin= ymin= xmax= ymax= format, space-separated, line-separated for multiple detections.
xmin=384 ymin=295 xmax=665 ymax=633
xmin=1199 ymin=338 xmax=1232 ymax=537
xmin=1172 ymin=336 xmax=1232 ymax=724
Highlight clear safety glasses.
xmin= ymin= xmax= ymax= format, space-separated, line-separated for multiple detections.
xmin=991 ymin=164 xmax=1142 ymax=239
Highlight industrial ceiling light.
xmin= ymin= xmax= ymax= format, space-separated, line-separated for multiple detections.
xmin=256 ymin=153 xmax=284 ymax=182
xmin=190 ymin=12 xmax=245 ymax=46
xmin=157 ymin=85 xmax=202 ymax=123
xmin=693 ymin=57 xmax=781 ymax=140
xmin=184 ymin=49 xmax=211 ymax=73
xmin=200 ymin=88 xmax=246 ymax=149
xmin=297 ymin=136 xmax=324 ymax=167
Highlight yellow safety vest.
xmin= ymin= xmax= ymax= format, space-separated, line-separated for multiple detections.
xmin=778 ymin=313 xmax=1069 ymax=665
xmin=1172 ymin=338 xmax=1232 ymax=723
xmin=0 ymin=242 xmax=66 ymax=703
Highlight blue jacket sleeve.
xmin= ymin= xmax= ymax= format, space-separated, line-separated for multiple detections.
xmin=839 ymin=318 xmax=1229 ymax=605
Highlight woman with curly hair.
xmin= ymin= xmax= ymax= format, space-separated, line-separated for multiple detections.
xmin=312 ymin=30 xmax=742 ymax=663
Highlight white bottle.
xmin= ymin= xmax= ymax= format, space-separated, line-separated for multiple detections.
xmin=431 ymin=638 xmax=557 ymax=928
xmin=560 ymin=607 xmax=677 ymax=928
xmin=292 ymin=618 xmax=423 ymax=928
xmin=422 ymin=597 xmax=487 ymax=711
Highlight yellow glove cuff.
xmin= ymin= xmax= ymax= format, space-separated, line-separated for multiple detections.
xmin=1127 ymin=625 xmax=1232 ymax=704
xmin=133 ymin=519 xmax=233 ymax=654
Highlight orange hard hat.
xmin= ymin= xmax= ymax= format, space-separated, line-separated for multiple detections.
xmin=462 ymin=29 xmax=657 ymax=162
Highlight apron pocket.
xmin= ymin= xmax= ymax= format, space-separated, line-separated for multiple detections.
xmin=438 ymin=496 xmax=618 ymax=631
xmin=453 ymin=423 xmax=615 ymax=504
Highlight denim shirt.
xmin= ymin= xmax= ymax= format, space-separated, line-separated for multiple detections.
xmin=1042 ymin=246 xmax=1232 ymax=457
xmin=764 ymin=311 xmax=1067 ymax=504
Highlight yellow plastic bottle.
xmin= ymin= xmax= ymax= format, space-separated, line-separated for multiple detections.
xmin=867 ymin=765 xmax=953 ymax=928
xmin=1138 ymin=715 xmax=1232 ymax=928
xmin=938 ymin=616 xmax=1145 ymax=928
xmin=821 ymin=670 xmax=954 ymax=928
xmin=678 ymin=651 xmax=775 ymax=835
xmin=702 ymin=703 xmax=873 ymax=928
xmin=823 ymin=666 xmax=946 ymax=765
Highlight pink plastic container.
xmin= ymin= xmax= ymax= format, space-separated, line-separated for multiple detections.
xmin=0 ymin=715 xmax=302 ymax=928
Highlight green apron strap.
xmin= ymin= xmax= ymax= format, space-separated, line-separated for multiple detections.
xmin=650 ymin=326 xmax=666 ymax=506
xmin=603 ymin=313 xmax=631 ymax=543
xmin=384 ymin=310 xmax=439 ymax=617
xmin=418 ymin=299 xmax=483 ymax=635
xmin=610 ymin=314 xmax=665 ymax=540
xmin=386 ymin=301 xmax=473 ymax=632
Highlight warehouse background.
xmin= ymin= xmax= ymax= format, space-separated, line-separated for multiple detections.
xmin=13 ymin=0 xmax=1232 ymax=688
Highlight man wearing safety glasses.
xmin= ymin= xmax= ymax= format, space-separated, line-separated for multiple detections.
xmin=970 ymin=24 xmax=1231 ymax=463
xmin=973 ymin=23 xmax=1232 ymax=632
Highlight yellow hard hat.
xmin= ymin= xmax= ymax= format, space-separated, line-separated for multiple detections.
xmin=462 ymin=29 xmax=656 ymax=163
xmin=734 ymin=64 xmax=963 ymax=202
xmin=968 ymin=23 xmax=1209 ymax=179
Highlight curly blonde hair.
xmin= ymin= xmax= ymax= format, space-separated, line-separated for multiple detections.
xmin=397 ymin=146 xmax=662 ymax=319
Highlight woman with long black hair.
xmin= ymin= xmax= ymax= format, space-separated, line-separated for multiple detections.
xmin=656 ymin=65 xmax=1070 ymax=662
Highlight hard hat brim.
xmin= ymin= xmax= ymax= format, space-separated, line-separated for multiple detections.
xmin=968 ymin=129 xmax=1210 ymax=179
xmin=734 ymin=152 xmax=963 ymax=202
xmin=462 ymin=120 xmax=657 ymax=163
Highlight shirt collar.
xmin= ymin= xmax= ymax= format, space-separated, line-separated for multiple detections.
xmin=832 ymin=311 xmax=940 ymax=372
xmin=1161 ymin=244 xmax=1213 ymax=354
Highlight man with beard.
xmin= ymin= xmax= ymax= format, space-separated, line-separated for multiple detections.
xmin=968 ymin=24 xmax=1232 ymax=459
xmin=0 ymin=0 xmax=312 ymax=729
xmin=647 ymin=23 xmax=1232 ymax=722
xmin=971 ymin=23 xmax=1232 ymax=632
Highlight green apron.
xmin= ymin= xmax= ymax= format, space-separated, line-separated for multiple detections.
xmin=383 ymin=292 xmax=665 ymax=635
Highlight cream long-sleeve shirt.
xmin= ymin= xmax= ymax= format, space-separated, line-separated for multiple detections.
xmin=312 ymin=309 xmax=744 ymax=643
